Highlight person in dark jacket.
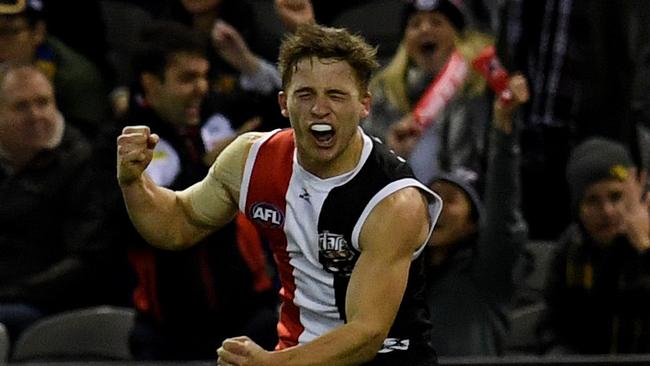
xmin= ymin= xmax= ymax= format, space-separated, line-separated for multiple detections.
xmin=105 ymin=21 xmax=278 ymax=360
xmin=0 ymin=63 xmax=122 ymax=344
xmin=424 ymin=74 xmax=529 ymax=356
xmin=539 ymin=137 xmax=650 ymax=354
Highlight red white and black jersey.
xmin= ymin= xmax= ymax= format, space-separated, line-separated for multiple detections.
xmin=239 ymin=128 xmax=441 ymax=360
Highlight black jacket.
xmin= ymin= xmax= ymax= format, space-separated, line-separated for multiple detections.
xmin=541 ymin=225 xmax=650 ymax=354
xmin=0 ymin=125 xmax=120 ymax=309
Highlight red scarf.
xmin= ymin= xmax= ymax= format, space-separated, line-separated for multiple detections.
xmin=413 ymin=49 xmax=468 ymax=129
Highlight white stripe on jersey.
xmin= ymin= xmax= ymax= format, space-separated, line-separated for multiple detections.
xmin=239 ymin=129 xmax=280 ymax=212
xmin=283 ymin=133 xmax=373 ymax=344
xmin=351 ymin=178 xmax=443 ymax=258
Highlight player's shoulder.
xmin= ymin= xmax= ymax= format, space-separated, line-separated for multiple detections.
xmin=221 ymin=131 xmax=267 ymax=157
xmin=362 ymin=186 xmax=430 ymax=252
xmin=234 ymin=129 xmax=296 ymax=155
xmin=237 ymin=131 xmax=267 ymax=146
xmin=382 ymin=186 xmax=428 ymax=217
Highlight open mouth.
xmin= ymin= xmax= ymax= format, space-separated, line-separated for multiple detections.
xmin=186 ymin=105 xmax=199 ymax=115
xmin=185 ymin=101 xmax=202 ymax=121
xmin=310 ymin=123 xmax=335 ymax=146
xmin=597 ymin=223 xmax=619 ymax=232
xmin=420 ymin=41 xmax=437 ymax=55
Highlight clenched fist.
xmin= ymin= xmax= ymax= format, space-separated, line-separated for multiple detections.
xmin=116 ymin=125 xmax=159 ymax=186
xmin=217 ymin=336 xmax=270 ymax=366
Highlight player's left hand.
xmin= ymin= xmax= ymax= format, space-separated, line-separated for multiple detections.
xmin=217 ymin=336 xmax=270 ymax=366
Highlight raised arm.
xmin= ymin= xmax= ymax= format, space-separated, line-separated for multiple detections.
xmin=117 ymin=125 xmax=226 ymax=250
xmin=473 ymin=74 xmax=529 ymax=295
xmin=217 ymin=187 xmax=431 ymax=365
xmin=274 ymin=0 xmax=315 ymax=33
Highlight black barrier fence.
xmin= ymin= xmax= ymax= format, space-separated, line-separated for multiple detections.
xmin=440 ymin=354 xmax=650 ymax=365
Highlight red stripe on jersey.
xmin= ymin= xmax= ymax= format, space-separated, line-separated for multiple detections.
xmin=244 ymin=129 xmax=303 ymax=349
xmin=235 ymin=213 xmax=273 ymax=293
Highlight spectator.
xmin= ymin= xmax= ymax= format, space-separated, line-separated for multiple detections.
xmin=0 ymin=0 xmax=111 ymax=142
xmin=106 ymin=21 xmax=278 ymax=360
xmin=162 ymin=0 xmax=260 ymax=55
xmin=159 ymin=0 xmax=286 ymax=132
xmin=539 ymin=137 xmax=650 ymax=354
xmin=0 ymin=63 xmax=122 ymax=344
xmin=272 ymin=0 xmax=496 ymax=64
xmin=497 ymin=0 xmax=649 ymax=240
xmin=424 ymin=74 xmax=529 ymax=356
xmin=361 ymin=0 xmax=493 ymax=186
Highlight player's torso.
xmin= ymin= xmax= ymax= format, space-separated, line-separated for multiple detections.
xmin=240 ymin=129 xmax=433 ymax=349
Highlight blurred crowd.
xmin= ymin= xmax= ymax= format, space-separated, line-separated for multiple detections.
xmin=0 ymin=0 xmax=649 ymax=361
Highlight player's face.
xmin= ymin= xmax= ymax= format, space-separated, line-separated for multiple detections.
xmin=145 ymin=53 xmax=209 ymax=127
xmin=279 ymin=57 xmax=370 ymax=178
xmin=579 ymin=179 xmax=627 ymax=245
xmin=404 ymin=11 xmax=457 ymax=75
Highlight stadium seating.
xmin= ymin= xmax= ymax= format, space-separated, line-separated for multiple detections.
xmin=11 ymin=306 xmax=135 ymax=362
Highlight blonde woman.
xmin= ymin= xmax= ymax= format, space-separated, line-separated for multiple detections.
xmin=362 ymin=0 xmax=493 ymax=186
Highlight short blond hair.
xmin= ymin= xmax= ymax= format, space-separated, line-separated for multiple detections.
xmin=278 ymin=23 xmax=379 ymax=94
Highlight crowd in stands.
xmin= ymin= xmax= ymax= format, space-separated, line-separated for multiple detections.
xmin=0 ymin=0 xmax=649 ymax=362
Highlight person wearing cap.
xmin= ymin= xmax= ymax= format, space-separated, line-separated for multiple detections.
xmin=539 ymin=137 xmax=650 ymax=354
xmin=0 ymin=0 xmax=110 ymax=142
xmin=361 ymin=0 xmax=494 ymax=185
xmin=423 ymin=73 xmax=529 ymax=356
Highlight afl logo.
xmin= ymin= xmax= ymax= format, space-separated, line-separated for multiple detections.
xmin=250 ymin=202 xmax=284 ymax=228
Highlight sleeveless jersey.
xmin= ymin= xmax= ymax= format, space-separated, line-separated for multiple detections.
xmin=239 ymin=128 xmax=441 ymax=360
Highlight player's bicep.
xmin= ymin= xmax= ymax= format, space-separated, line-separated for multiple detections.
xmin=346 ymin=188 xmax=430 ymax=329
xmin=180 ymin=132 xmax=262 ymax=229
xmin=179 ymin=176 xmax=237 ymax=231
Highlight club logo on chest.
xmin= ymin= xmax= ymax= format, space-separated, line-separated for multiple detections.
xmin=318 ymin=230 xmax=358 ymax=275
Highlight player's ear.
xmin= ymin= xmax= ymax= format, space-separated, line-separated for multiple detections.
xmin=359 ymin=91 xmax=371 ymax=119
xmin=278 ymin=91 xmax=289 ymax=118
